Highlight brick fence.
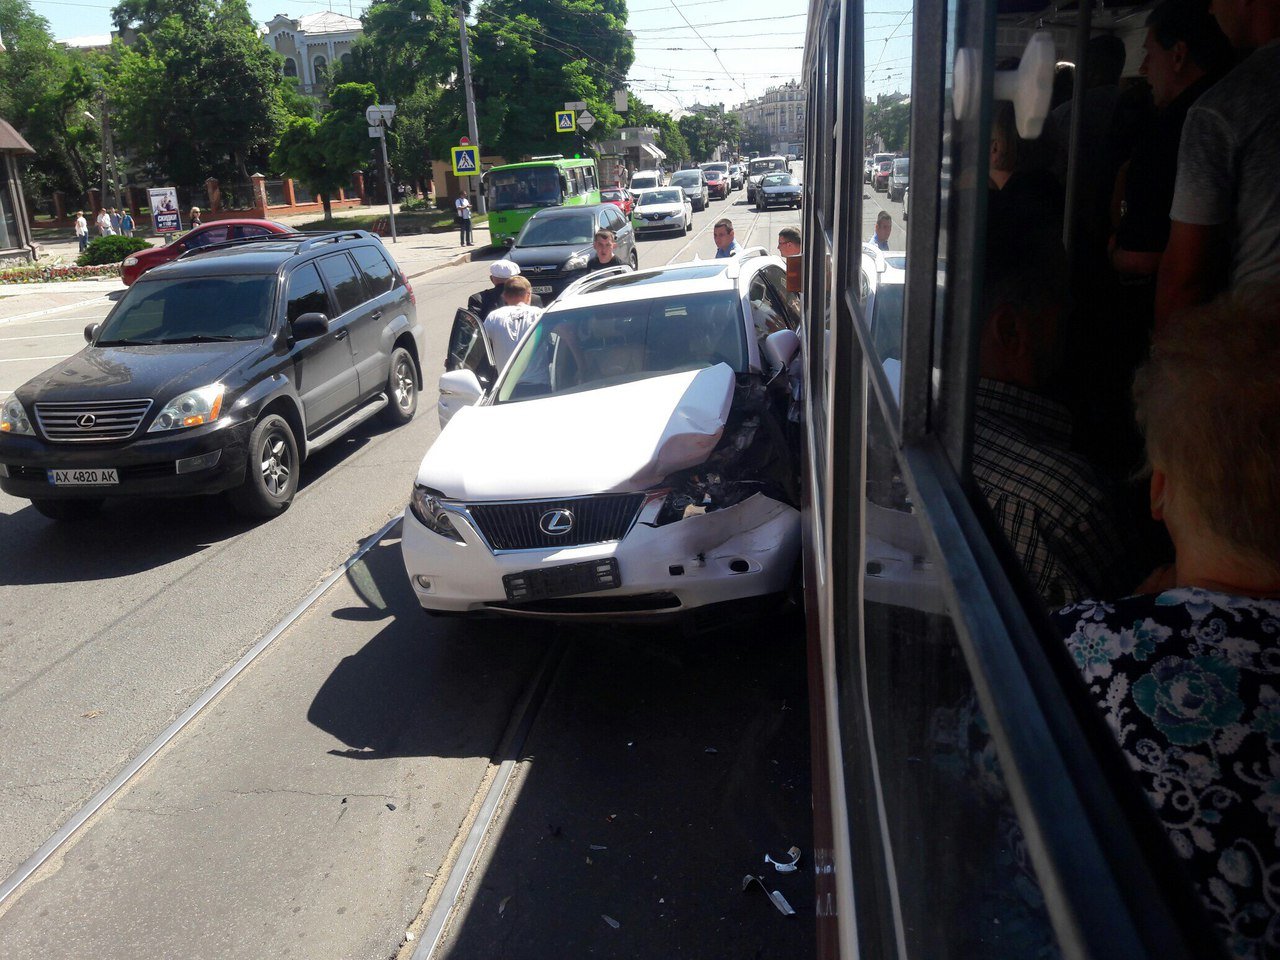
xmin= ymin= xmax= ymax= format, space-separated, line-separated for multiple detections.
xmin=33 ymin=172 xmax=368 ymax=230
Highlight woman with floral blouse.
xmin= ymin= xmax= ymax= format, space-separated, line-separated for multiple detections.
xmin=1055 ymin=287 xmax=1280 ymax=959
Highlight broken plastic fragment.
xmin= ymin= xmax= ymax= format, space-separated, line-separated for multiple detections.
xmin=765 ymin=846 xmax=802 ymax=873
xmin=704 ymin=747 xmax=718 ymax=754
xmin=742 ymin=874 xmax=797 ymax=916
xmin=386 ymin=803 xmax=397 ymax=811
xmin=590 ymin=844 xmax=608 ymax=850
xmin=499 ymin=895 xmax=510 ymax=916
xmin=602 ymin=914 xmax=620 ymax=929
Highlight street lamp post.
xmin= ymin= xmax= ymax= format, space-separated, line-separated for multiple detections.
xmin=84 ymin=97 xmax=122 ymax=210
xmin=457 ymin=1 xmax=485 ymax=214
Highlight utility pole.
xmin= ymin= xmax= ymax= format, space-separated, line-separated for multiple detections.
xmin=457 ymin=1 xmax=486 ymax=213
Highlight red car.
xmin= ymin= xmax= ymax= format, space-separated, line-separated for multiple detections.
xmin=704 ymin=170 xmax=728 ymax=200
xmin=121 ymin=218 xmax=295 ymax=285
xmin=872 ymin=160 xmax=894 ymax=192
xmin=600 ymin=187 xmax=635 ymax=216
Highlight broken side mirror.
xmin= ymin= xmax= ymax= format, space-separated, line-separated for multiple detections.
xmin=438 ymin=368 xmax=485 ymax=429
xmin=762 ymin=329 xmax=800 ymax=374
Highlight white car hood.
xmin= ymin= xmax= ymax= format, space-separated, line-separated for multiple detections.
xmin=420 ymin=364 xmax=736 ymax=501
xmin=636 ymin=202 xmax=685 ymax=216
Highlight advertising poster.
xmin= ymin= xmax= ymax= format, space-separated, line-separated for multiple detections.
xmin=147 ymin=187 xmax=182 ymax=233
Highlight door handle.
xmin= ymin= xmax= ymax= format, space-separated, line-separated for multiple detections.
xmin=334 ymin=329 xmax=349 ymax=340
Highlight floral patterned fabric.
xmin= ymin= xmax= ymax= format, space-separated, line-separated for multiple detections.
xmin=1054 ymin=588 xmax=1280 ymax=959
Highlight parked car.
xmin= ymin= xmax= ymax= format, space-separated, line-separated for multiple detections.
xmin=860 ymin=244 xmax=907 ymax=400
xmin=631 ymin=187 xmax=693 ymax=236
xmin=600 ymin=186 xmax=635 ymax=216
xmin=755 ymin=173 xmax=803 ymax=210
xmin=121 ymin=219 xmax=294 ymax=285
xmin=505 ymin=204 xmax=637 ymax=302
xmin=873 ymin=159 xmax=894 ymax=191
xmin=0 ymin=231 xmax=423 ymax=521
xmin=407 ymin=255 xmax=805 ymax=621
xmin=704 ymin=169 xmax=729 ymax=200
xmin=629 ymin=170 xmax=662 ymax=191
xmin=888 ymin=157 xmax=910 ymax=202
xmin=728 ymin=164 xmax=745 ymax=190
xmin=670 ymin=168 xmax=709 ymax=211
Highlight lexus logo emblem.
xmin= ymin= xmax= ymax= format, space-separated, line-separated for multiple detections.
xmin=76 ymin=414 xmax=97 ymax=428
xmin=538 ymin=508 xmax=574 ymax=536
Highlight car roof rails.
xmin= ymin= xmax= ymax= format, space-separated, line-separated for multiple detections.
xmin=174 ymin=232 xmax=305 ymax=259
xmin=293 ymin=230 xmax=378 ymax=252
xmin=558 ymin=263 xmax=634 ymax=300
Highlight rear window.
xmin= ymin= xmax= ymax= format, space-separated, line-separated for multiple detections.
xmin=351 ymin=245 xmax=396 ymax=296
xmin=893 ymin=159 xmax=910 ymax=174
xmin=316 ymin=254 xmax=367 ymax=315
xmin=671 ymin=172 xmax=701 ymax=185
xmin=97 ymin=275 xmax=277 ymax=344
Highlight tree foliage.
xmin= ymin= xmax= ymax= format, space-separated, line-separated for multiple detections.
xmin=108 ymin=0 xmax=287 ymax=184
xmin=677 ymin=105 xmax=741 ymax=162
xmin=620 ymin=95 xmax=689 ymax=165
xmin=865 ymin=94 xmax=911 ymax=153
xmin=271 ymin=82 xmax=378 ymax=220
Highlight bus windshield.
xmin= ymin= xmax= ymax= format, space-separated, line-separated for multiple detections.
xmin=487 ymin=167 xmax=563 ymax=210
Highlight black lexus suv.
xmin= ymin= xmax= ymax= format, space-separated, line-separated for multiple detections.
xmin=0 ymin=231 xmax=423 ymax=521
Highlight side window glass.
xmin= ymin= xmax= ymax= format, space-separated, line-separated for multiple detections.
xmin=235 ymin=225 xmax=272 ymax=239
xmin=747 ymin=273 xmax=787 ymax=340
xmin=286 ymin=263 xmax=329 ymax=323
xmin=186 ymin=226 xmax=228 ymax=249
xmin=316 ymin=253 xmax=366 ymax=315
xmin=351 ymin=246 xmax=395 ymax=296
xmin=762 ymin=264 xmax=801 ymax=330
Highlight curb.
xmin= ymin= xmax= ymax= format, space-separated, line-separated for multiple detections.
xmin=403 ymin=244 xmax=495 ymax=281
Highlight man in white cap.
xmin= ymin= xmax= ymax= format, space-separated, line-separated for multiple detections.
xmin=467 ymin=260 xmax=543 ymax=320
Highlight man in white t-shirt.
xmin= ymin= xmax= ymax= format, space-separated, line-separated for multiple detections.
xmin=455 ymin=193 xmax=473 ymax=247
xmin=74 ymin=211 xmax=89 ymax=253
xmin=482 ymin=276 xmax=543 ymax=371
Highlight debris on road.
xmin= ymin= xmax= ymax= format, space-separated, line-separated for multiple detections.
xmin=602 ymin=914 xmax=620 ymax=929
xmin=499 ymin=895 xmax=511 ymax=916
xmin=742 ymin=874 xmax=797 ymax=916
xmin=765 ymin=845 xmax=802 ymax=873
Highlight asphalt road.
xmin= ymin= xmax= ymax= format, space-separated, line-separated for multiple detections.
xmin=0 ymin=191 xmax=814 ymax=959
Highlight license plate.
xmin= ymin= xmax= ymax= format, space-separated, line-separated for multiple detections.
xmin=48 ymin=468 xmax=118 ymax=486
xmin=531 ymin=284 xmax=553 ymax=295
xmin=503 ymin=558 xmax=620 ymax=602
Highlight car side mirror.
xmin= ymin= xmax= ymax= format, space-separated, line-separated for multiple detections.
xmin=438 ymin=368 xmax=486 ymax=428
xmin=84 ymin=322 xmax=100 ymax=343
xmin=763 ymin=328 xmax=801 ymax=373
xmin=291 ymin=312 xmax=330 ymax=340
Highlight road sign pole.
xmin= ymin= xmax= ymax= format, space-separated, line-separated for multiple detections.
xmin=458 ymin=2 xmax=485 ymax=214
xmin=378 ymin=123 xmax=397 ymax=242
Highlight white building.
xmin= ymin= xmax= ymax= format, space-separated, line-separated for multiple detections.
xmin=734 ymin=80 xmax=806 ymax=155
xmin=263 ymin=12 xmax=363 ymax=96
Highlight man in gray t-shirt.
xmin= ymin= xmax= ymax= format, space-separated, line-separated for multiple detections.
xmin=1156 ymin=11 xmax=1280 ymax=328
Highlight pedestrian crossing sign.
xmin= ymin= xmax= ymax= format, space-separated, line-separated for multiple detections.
xmin=555 ymin=110 xmax=576 ymax=133
xmin=451 ymin=145 xmax=480 ymax=176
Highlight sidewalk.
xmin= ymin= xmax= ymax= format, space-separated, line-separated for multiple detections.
xmin=0 ymin=214 xmax=496 ymax=322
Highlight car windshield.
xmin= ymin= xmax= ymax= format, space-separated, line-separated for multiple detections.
xmin=487 ymin=167 xmax=563 ymax=211
xmin=671 ymin=172 xmax=700 ymax=186
xmin=96 ymin=275 xmax=277 ymax=344
xmin=749 ymin=158 xmax=786 ymax=175
xmin=762 ymin=174 xmax=797 ymax=187
xmin=495 ymin=291 xmax=747 ymax=403
xmin=638 ymin=190 xmax=683 ymax=206
xmin=516 ymin=214 xmax=595 ymax=247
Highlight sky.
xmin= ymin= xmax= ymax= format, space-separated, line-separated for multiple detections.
xmin=31 ymin=0 xmax=913 ymax=112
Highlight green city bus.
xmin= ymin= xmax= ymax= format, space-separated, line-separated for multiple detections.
xmin=483 ymin=156 xmax=601 ymax=245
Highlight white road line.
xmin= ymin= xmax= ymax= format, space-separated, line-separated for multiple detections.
xmin=3 ymin=315 xmax=109 ymax=328
xmin=0 ymin=513 xmax=403 ymax=909
xmin=0 ymin=332 xmax=85 ymax=342
xmin=0 ymin=295 xmax=111 ymax=326
xmin=0 ymin=354 xmax=69 ymax=363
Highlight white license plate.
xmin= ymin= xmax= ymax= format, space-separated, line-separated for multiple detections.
xmin=531 ymin=284 xmax=553 ymax=294
xmin=48 ymin=468 xmax=118 ymax=486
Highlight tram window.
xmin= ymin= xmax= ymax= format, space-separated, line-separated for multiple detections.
xmin=860 ymin=395 xmax=1058 ymax=958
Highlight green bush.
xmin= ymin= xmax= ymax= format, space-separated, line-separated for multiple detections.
xmin=78 ymin=234 xmax=151 ymax=267
xmin=399 ymin=194 xmax=429 ymax=212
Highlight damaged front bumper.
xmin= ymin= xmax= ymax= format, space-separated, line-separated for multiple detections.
xmin=401 ymin=492 xmax=800 ymax=620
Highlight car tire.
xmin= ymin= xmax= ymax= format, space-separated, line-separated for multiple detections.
xmin=382 ymin=346 xmax=419 ymax=426
xmin=31 ymin=498 xmax=103 ymax=521
xmin=629 ymin=248 xmax=638 ymax=269
xmin=686 ymin=219 xmax=692 ymax=232
xmin=230 ymin=413 xmax=299 ymax=519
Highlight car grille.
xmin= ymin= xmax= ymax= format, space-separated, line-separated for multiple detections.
xmin=642 ymin=213 xmax=668 ymax=221
xmin=35 ymin=398 xmax=153 ymax=442
xmin=467 ymin=493 xmax=645 ymax=551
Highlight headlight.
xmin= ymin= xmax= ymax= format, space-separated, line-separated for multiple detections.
xmin=123 ymin=256 xmax=139 ymax=266
xmin=409 ymin=484 xmax=464 ymax=541
xmin=0 ymin=396 xmax=34 ymax=436
xmin=564 ymin=252 xmax=589 ymax=271
xmin=147 ymin=382 xmax=225 ymax=432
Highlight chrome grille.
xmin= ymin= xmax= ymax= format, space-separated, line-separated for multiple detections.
xmin=35 ymin=398 xmax=153 ymax=442
xmin=467 ymin=494 xmax=645 ymax=551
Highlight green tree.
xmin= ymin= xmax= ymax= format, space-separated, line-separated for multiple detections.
xmin=621 ymin=95 xmax=688 ymax=166
xmin=470 ymin=0 xmax=633 ymax=160
xmin=678 ymin=107 xmax=739 ymax=162
xmin=108 ymin=0 xmax=287 ymax=185
xmin=271 ymin=82 xmax=378 ymax=220
xmin=865 ymin=94 xmax=911 ymax=153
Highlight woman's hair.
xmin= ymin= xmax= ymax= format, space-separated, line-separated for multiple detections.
xmin=1133 ymin=286 xmax=1280 ymax=562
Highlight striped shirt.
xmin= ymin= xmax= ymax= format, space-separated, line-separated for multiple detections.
xmin=972 ymin=378 xmax=1134 ymax=607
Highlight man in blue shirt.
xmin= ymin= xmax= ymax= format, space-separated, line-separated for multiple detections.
xmin=713 ymin=219 xmax=740 ymax=258
xmin=868 ymin=211 xmax=892 ymax=250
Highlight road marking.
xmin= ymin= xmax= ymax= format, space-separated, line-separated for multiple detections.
xmin=0 ymin=332 xmax=85 ymax=342
xmin=3 ymin=315 xmax=109 ymax=328
xmin=0 ymin=294 xmax=112 ymax=326
xmin=0 ymin=354 xmax=70 ymax=363
xmin=0 ymin=513 xmax=404 ymax=910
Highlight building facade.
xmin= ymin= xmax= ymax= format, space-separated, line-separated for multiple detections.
xmin=263 ymin=12 xmax=362 ymax=96
xmin=734 ymin=81 xmax=807 ymax=155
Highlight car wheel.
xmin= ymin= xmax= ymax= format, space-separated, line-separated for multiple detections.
xmin=686 ymin=218 xmax=692 ymax=232
xmin=31 ymin=498 xmax=103 ymax=521
xmin=629 ymin=248 xmax=638 ymax=269
xmin=230 ymin=413 xmax=299 ymax=519
xmin=382 ymin=346 xmax=419 ymax=426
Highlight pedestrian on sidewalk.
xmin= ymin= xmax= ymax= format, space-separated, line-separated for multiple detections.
xmin=74 ymin=211 xmax=89 ymax=253
xmin=95 ymin=209 xmax=113 ymax=236
xmin=189 ymin=207 xmax=202 ymax=229
xmin=109 ymin=208 xmax=122 ymax=234
xmin=120 ymin=210 xmax=135 ymax=238
xmin=455 ymin=193 xmax=473 ymax=246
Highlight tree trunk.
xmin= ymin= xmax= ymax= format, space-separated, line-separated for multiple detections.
xmin=322 ymin=192 xmax=333 ymax=221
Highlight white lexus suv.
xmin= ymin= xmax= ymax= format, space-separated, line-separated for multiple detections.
xmin=401 ymin=255 xmax=804 ymax=623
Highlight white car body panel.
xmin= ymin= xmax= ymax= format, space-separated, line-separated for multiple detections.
xmin=418 ymin=365 xmax=735 ymax=501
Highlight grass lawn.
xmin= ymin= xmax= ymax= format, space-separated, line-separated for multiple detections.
xmin=290 ymin=211 xmax=488 ymax=234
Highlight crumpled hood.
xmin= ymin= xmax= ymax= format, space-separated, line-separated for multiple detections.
xmin=419 ymin=364 xmax=736 ymax=500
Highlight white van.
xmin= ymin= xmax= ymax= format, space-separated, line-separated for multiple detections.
xmin=630 ymin=170 xmax=662 ymax=191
